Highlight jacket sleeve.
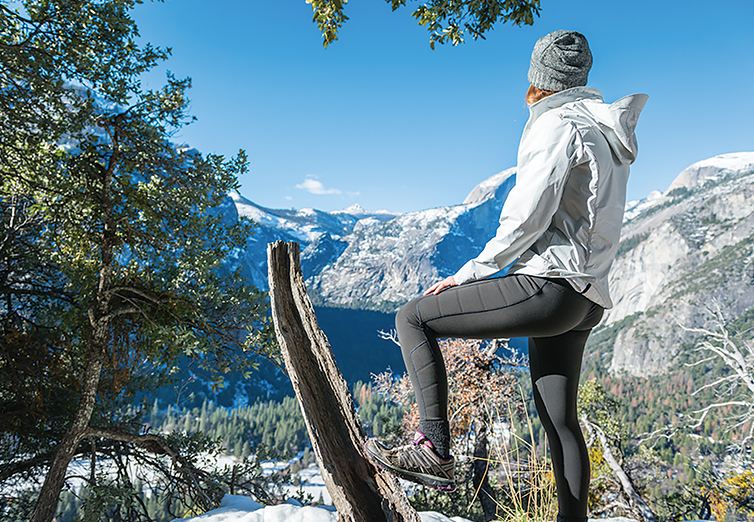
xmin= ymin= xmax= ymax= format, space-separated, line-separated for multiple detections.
xmin=453 ymin=117 xmax=579 ymax=285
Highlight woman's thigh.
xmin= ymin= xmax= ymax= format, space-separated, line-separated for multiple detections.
xmin=412 ymin=274 xmax=597 ymax=340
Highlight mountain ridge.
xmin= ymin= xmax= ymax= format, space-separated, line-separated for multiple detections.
xmin=231 ymin=152 xmax=754 ymax=378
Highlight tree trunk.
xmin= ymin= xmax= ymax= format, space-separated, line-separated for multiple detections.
xmin=29 ymin=331 xmax=106 ymax=522
xmin=31 ymin=154 xmax=118 ymax=522
xmin=471 ymin=414 xmax=498 ymax=521
xmin=267 ymin=241 xmax=420 ymax=522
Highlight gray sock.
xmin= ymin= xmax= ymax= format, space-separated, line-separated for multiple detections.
xmin=418 ymin=419 xmax=451 ymax=460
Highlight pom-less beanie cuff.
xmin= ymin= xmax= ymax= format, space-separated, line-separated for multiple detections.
xmin=528 ymin=30 xmax=592 ymax=92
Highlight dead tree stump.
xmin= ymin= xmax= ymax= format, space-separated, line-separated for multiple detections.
xmin=267 ymin=240 xmax=420 ymax=522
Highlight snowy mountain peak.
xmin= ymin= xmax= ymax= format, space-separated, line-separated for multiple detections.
xmin=463 ymin=167 xmax=517 ymax=206
xmin=330 ymin=203 xmax=400 ymax=219
xmin=334 ymin=203 xmax=366 ymax=215
xmin=665 ymin=151 xmax=754 ymax=194
xmin=623 ymin=190 xmax=663 ymax=222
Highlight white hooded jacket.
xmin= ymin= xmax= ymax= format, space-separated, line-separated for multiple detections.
xmin=453 ymin=86 xmax=648 ymax=308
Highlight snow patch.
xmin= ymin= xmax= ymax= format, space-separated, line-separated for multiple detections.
xmin=171 ymin=494 xmax=473 ymax=522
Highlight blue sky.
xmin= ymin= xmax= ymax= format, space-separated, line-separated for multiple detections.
xmin=134 ymin=0 xmax=754 ymax=214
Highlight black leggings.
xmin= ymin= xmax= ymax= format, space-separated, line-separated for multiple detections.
xmin=395 ymin=274 xmax=603 ymax=518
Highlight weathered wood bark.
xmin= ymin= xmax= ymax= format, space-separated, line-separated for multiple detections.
xmin=582 ymin=417 xmax=656 ymax=522
xmin=267 ymin=241 xmax=420 ymax=522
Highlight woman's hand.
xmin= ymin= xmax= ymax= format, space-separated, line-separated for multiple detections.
xmin=424 ymin=276 xmax=458 ymax=296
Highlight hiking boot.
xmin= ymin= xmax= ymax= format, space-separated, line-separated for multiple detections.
xmin=364 ymin=431 xmax=456 ymax=491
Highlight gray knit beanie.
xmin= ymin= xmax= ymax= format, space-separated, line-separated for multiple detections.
xmin=528 ymin=30 xmax=592 ymax=92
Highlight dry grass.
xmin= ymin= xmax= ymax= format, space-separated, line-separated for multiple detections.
xmin=484 ymin=387 xmax=558 ymax=522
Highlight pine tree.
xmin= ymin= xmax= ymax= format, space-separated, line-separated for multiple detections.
xmin=200 ymin=400 xmax=209 ymax=433
xmin=0 ymin=1 xmax=277 ymax=520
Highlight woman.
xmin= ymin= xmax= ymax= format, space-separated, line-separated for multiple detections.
xmin=365 ymin=30 xmax=647 ymax=522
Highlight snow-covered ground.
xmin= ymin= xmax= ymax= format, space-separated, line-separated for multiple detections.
xmin=172 ymin=459 xmax=708 ymax=522
xmin=171 ymin=456 xmax=473 ymax=521
xmin=174 ymin=499 xmax=706 ymax=522
xmin=280 ymin=462 xmax=332 ymax=505
xmin=172 ymin=493 xmax=473 ymax=522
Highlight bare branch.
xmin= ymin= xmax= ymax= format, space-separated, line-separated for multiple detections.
xmin=636 ymin=424 xmax=680 ymax=446
xmin=685 ymin=354 xmax=718 ymax=367
xmin=377 ymin=328 xmax=400 ymax=346
xmin=676 ymin=304 xmax=754 ymax=455
xmin=591 ymin=500 xmax=635 ymax=517
xmin=691 ymin=374 xmax=741 ymax=396
xmin=86 ymin=427 xmax=214 ymax=509
xmin=0 ymin=451 xmax=64 ymax=483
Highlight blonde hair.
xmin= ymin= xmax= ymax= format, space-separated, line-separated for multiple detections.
xmin=526 ymin=84 xmax=557 ymax=105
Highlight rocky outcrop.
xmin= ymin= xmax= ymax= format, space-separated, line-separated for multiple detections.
xmin=305 ymin=169 xmax=517 ymax=311
xmin=228 ymin=193 xmax=399 ymax=289
xmin=604 ymin=152 xmax=754 ymax=376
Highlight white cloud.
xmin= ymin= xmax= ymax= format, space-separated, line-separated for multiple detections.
xmin=295 ymin=177 xmax=342 ymax=195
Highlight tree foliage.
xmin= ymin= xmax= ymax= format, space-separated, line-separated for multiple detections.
xmin=306 ymin=0 xmax=541 ymax=49
xmin=0 ymin=1 xmax=276 ymax=519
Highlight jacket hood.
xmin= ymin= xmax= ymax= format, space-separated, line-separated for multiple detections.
xmin=528 ymin=87 xmax=648 ymax=165
xmin=586 ymin=92 xmax=648 ymax=164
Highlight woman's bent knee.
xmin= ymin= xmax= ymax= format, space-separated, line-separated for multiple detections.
xmin=396 ymin=297 xmax=423 ymax=331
